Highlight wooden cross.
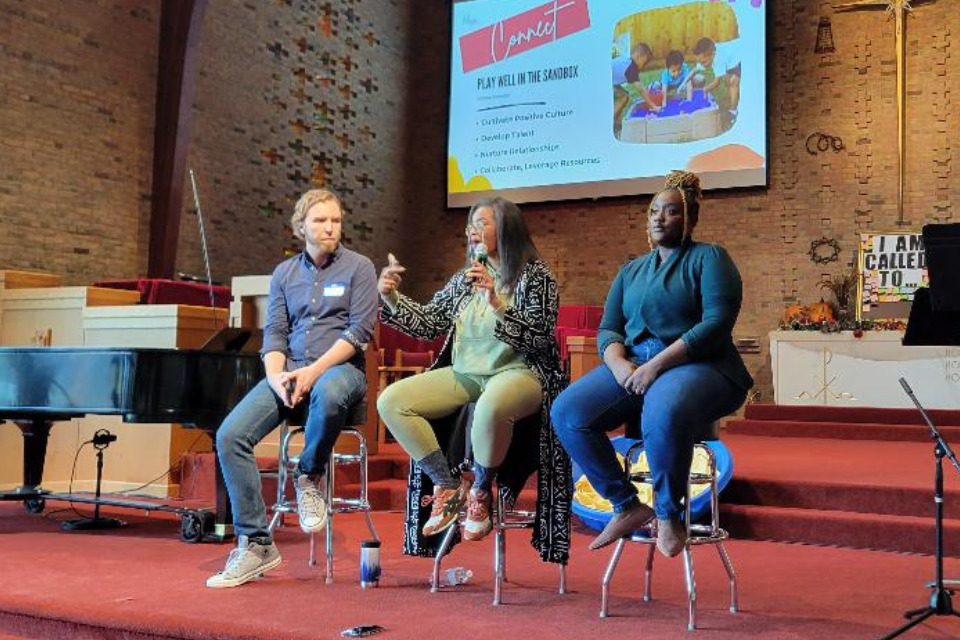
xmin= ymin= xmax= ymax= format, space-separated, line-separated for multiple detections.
xmin=833 ymin=0 xmax=937 ymax=225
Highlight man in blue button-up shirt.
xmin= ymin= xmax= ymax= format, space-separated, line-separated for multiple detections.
xmin=207 ymin=189 xmax=377 ymax=589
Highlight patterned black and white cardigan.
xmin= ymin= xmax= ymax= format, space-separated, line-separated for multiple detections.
xmin=379 ymin=258 xmax=572 ymax=564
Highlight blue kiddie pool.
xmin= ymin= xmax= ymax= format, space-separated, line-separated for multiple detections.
xmin=572 ymin=436 xmax=734 ymax=533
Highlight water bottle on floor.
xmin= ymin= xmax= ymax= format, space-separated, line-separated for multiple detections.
xmin=444 ymin=567 xmax=473 ymax=586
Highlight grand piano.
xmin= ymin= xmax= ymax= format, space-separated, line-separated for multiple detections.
xmin=0 ymin=345 xmax=263 ymax=541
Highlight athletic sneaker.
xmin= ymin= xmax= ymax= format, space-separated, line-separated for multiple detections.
xmin=463 ymin=488 xmax=493 ymax=541
xmin=422 ymin=480 xmax=467 ymax=537
xmin=206 ymin=536 xmax=281 ymax=588
xmin=295 ymin=473 xmax=328 ymax=533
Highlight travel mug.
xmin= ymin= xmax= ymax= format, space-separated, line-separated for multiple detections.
xmin=360 ymin=540 xmax=381 ymax=588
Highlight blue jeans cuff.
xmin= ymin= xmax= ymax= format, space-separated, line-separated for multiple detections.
xmin=612 ymin=494 xmax=641 ymax=514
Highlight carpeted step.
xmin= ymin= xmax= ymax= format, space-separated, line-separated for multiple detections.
xmin=341 ymin=478 xmax=540 ymax=514
xmin=178 ymin=452 xmax=410 ymax=503
xmin=726 ymin=418 xmax=960 ymax=443
xmin=338 ymin=478 xmax=408 ymax=511
xmin=723 ymin=477 xmax=960 ymax=520
xmin=179 ymin=450 xmax=537 ymax=515
xmin=744 ymin=403 xmax=960 ymax=426
xmin=722 ymin=504 xmax=960 ymax=557
xmin=330 ymin=456 xmax=410 ymax=485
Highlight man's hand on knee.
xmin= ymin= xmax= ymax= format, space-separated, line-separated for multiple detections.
xmin=280 ymin=364 xmax=326 ymax=406
xmin=267 ymin=373 xmax=293 ymax=408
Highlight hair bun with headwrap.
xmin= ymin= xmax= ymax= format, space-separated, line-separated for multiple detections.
xmin=663 ymin=170 xmax=702 ymax=202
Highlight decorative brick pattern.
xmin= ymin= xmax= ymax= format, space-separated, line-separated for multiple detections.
xmin=180 ymin=0 xmax=407 ymax=282
xmin=929 ymin=25 xmax=953 ymax=223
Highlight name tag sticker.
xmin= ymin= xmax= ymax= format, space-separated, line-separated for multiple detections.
xmin=323 ymin=283 xmax=346 ymax=297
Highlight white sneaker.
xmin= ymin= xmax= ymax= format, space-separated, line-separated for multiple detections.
xmin=206 ymin=536 xmax=281 ymax=588
xmin=295 ymin=474 xmax=328 ymax=533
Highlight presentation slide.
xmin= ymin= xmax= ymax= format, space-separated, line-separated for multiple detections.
xmin=447 ymin=0 xmax=767 ymax=208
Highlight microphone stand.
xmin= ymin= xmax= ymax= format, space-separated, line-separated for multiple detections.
xmin=62 ymin=430 xmax=124 ymax=531
xmin=878 ymin=377 xmax=960 ymax=639
xmin=188 ymin=169 xmax=220 ymax=331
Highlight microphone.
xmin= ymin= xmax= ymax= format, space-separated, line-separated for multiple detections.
xmin=469 ymin=243 xmax=488 ymax=286
xmin=473 ymin=242 xmax=489 ymax=266
xmin=92 ymin=429 xmax=117 ymax=450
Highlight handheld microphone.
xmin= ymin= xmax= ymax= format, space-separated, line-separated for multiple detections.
xmin=468 ymin=243 xmax=489 ymax=286
xmin=474 ymin=242 xmax=489 ymax=266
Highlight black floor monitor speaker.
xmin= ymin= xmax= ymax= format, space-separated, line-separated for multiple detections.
xmin=923 ymin=223 xmax=960 ymax=313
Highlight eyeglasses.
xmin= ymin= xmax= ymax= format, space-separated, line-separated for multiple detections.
xmin=464 ymin=220 xmax=488 ymax=235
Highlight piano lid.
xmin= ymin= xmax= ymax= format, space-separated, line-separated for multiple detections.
xmin=0 ymin=347 xmax=263 ymax=427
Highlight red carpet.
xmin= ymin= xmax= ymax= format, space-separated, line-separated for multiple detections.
xmin=176 ymin=417 xmax=960 ymax=557
xmin=727 ymin=404 xmax=960 ymax=443
xmin=2 ymin=504 xmax=960 ymax=640
xmin=8 ymin=405 xmax=960 ymax=639
xmin=721 ymin=406 xmax=960 ymax=556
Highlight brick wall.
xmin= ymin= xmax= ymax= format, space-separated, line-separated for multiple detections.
xmin=400 ymin=1 xmax=960 ymax=400
xmin=2 ymin=1 xmax=958 ymax=397
xmin=0 ymin=0 xmax=158 ymax=284
xmin=179 ymin=0 xmax=409 ymax=284
xmin=0 ymin=0 xmax=409 ymax=287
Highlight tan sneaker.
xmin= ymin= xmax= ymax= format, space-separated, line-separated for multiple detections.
xmin=206 ymin=536 xmax=281 ymax=588
xmin=422 ymin=480 xmax=467 ymax=537
xmin=463 ymin=488 xmax=493 ymax=541
xmin=656 ymin=518 xmax=687 ymax=557
xmin=295 ymin=474 xmax=328 ymax=533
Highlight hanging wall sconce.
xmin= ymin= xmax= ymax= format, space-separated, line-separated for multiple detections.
xmin=815 ymin=16 xmax=836 ymax=54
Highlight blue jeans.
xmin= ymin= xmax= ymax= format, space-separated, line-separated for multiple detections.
xmin=551 ymin=339 xmax=746 ymax=520
xmin=216 ymin=363 xmax=366 ymax=541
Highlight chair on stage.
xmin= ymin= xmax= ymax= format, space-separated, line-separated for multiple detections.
xmin=267 ymin=397 xmax=379 ymax=583
xmin=424 ymin=404 xmax=567 ymax=605
xmin=596 ymin=429 xmax=738 ymax=631
xmin=377 ymin=348 xmax=434 ymax=393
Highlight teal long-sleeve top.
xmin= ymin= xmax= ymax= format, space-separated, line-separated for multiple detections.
xmin=597 ymin=242 xmax=753 ymax=391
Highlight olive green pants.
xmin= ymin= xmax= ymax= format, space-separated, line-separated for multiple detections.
xmin=376 ymin=366 xmax=542 ymax=467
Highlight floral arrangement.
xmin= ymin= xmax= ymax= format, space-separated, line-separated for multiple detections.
xmin=778 ymin=315 xmax=907 ymax=335
xmin=818 ymin=267 xmax=859 ymax=320
xmin=776 ymin=266 xmax=908 ymax=336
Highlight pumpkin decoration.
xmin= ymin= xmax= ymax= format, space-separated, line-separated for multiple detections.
xmin=783 ymin=304 xmax=809 ymax=324
xmin=808 ymin=299 xmax=835 ymax=324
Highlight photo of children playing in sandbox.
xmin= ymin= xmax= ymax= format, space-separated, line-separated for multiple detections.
xmin=611 ymin=2 xmax=741 ymax=144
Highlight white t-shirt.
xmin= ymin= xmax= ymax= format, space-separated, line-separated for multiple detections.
xmin=698 ymin=39 xmax=741 ymax=76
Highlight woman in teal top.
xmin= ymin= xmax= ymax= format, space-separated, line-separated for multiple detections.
xmin=377 ymin=197 xmax=570 ymax=564
xmin=552 ymin=171 xmax=753 ymax=558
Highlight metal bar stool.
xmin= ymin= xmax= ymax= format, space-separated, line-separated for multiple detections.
xmin=599 ymin=441 xmax=738 ymax=631
xmin=429 ymin=469 xmax=567 ymax=605
xmin=268 ymin=400 xmax=379 ymax=584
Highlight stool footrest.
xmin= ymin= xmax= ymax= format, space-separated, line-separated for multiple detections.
xmin=331 ymin=498 xmax=371 ymax=511
xmin=272 ymin=504 xmax=297 ymax=515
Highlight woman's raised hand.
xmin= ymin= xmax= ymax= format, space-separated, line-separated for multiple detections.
xmin=378 ymin=253 xmax=406 ymax=300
